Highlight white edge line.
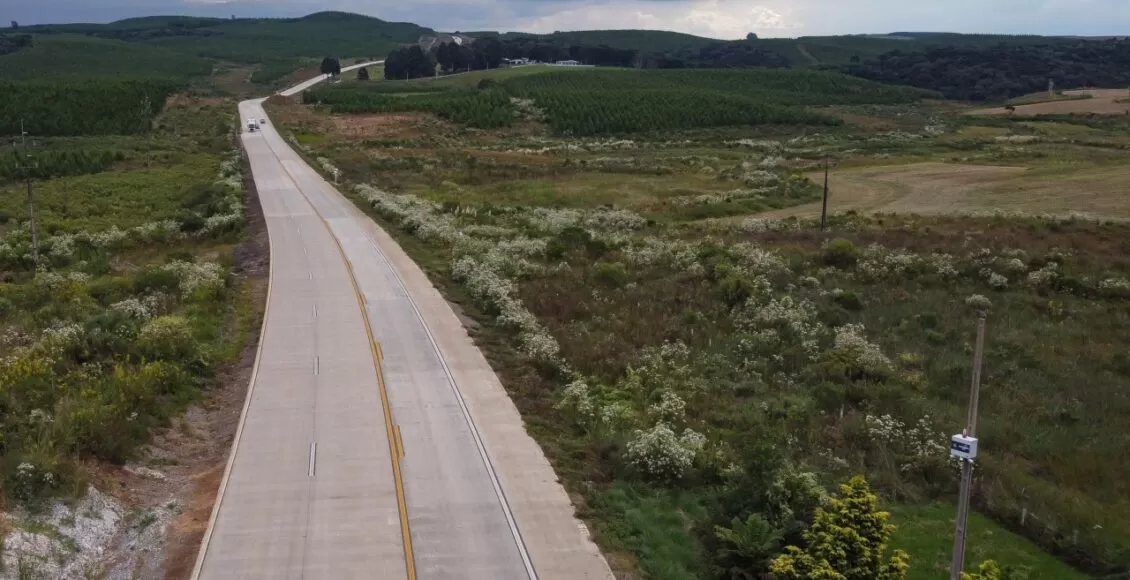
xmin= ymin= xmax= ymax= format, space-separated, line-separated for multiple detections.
xmin=362 ymin=236 xmax=539 ymax=580
xmin=308 ymin=442 xmax=317 ymax=477
xmin=189 ymin=103 xmax=275 ymax=580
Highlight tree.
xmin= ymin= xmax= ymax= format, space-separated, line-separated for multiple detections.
xmin=10 ymin=20 xmax=18 ymax=29
xmin=769 ymin=476 xmax=910 ymax=580
xmin=746 ymin=32 xmax=758 ymax=41
xmin=357 ymin=66 xmax=370 ymax=81
xmin=320 ymin=56 xmax=341 ymax=76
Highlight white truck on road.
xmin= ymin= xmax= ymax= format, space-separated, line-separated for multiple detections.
xmin=246 ymin=119 xmax=259 ymax=132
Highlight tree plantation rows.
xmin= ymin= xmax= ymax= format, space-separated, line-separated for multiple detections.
xmin=0 ymin=79 xmax=178 ymax=136
xmin=307 ymin=68 xmax=931 ymax=135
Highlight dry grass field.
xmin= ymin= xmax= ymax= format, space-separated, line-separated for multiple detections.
xmin=762 ymin=162 xmax=1130 ymax=219
xmin=971 ymin=89 xmax=1130 ymax=116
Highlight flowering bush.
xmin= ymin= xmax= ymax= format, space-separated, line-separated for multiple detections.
xmin=161 ymin=260 xmax=225 ymax=299
xmin=1098 ymin=277 xmax=1130 ymax=298
xmin=625 ymin=422 xmax=706 ymax=480
xmin=828 ymin=323 xmax=891 ymax=378
xmin=138 ymin=315 xmax=196 ymax=360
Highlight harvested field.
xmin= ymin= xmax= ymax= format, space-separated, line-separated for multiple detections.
xmin=759 ymin=162 xmax=1130 ymax=219
xmin=970 ymin=89 xmax=1130 ymax=116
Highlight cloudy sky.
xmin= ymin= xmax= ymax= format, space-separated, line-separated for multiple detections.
xmin=4 ymin=0 xmax=1129 ymax=39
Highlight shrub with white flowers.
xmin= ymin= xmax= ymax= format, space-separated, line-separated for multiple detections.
xmin=648 ymin=390 xmax=687 ymax=422
xmin=556 ymin=378 xmax=595 ymax=420
xmin=1027 ymin=262 xmax=1059 ymax=288
xmin=625 ymin=422 xmax=706 ymax=480
xmin=1098 ymin=277 xmax=1130 ymax=298
xmin=110 ymin=298 xmax=153 ymax=320
xmin=965 ymin=294 xmax=992 ymax=310
xmin=162 ymin=260 xmax=225 ymax=298
xmin=830 ymin=323 xmax=891 ymax=376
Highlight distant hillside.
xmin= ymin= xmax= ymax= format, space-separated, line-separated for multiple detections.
xmin=0 ymin=33 xmax=213 ymax=81
xmin=501 ymin=29 xmax=720 ymax=53
xmin=22 ymin=11 xmax=433 ymax=63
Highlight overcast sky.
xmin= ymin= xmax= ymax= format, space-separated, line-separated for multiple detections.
xmin=4 ymin=0 xmax=1128 ymax=39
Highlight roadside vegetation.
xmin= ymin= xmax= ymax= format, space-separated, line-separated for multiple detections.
xmin=0 ymin=93 xmax=251 ymax=517
xmin=272 ymin=64 xmax=1130 ymax=578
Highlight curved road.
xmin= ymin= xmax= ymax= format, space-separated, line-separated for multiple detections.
xmin=192 ymin=68 xmax=612 ymax=579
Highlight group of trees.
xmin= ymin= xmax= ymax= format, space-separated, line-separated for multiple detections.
xmin=840 ymin=38 xmax=1130 ymax=101
xmin=319 ymin=56 xmax=342 ymax=76
xmin=383 ymin=45 xmax=436 ymax=80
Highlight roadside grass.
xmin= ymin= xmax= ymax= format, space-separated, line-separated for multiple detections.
xmin=276 ymin=92 xmax=1130 ymax=577
xmin=0 ymin=156 xmax=219 ymax=234
xmin=888 ymin=503 xmax=1087 ymax=580
xmin=0 ymin=92 xmax=250 ymax=510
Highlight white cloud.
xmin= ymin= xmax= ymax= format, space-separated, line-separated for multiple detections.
xmin=520 ymin=0 xmax=801 ymax=39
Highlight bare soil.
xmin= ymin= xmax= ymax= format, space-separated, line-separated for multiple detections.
xmin=970 ymin=89 xmax=1130 ymax=116
xmin=330 ymin=112 xmax=450 ymax=140
xmin=97 ymin=143 xmax=270 ymax=579
xmin=758 ymin=162 xmax=1130 ymax=219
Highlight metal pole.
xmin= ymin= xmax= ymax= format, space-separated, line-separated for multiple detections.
xmin=950 ymin=312 xmax=987 ymax=580
xmin=820 ymin=158 xmax=830 ymax=231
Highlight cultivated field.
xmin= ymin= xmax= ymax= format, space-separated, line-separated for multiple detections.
xmin=271 ymin=65 xmax=1130 ymax=579
xmin=971 ymin=88 xmax=1130 ymax=116
xmin=761 ymin=162 xmax=1130 ymax=219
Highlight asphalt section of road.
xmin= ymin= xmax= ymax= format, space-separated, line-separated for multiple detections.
xmin=193 ymin=77 xmax=613 ymax=579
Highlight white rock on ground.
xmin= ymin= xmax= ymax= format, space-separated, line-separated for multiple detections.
xmin=1 ymin=487 xmax=122 ymax=579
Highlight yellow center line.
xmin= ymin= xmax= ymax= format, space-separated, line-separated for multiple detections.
xmin=273 ymin=151 xmax=416 ymax=580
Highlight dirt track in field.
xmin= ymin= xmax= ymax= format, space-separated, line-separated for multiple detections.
xmin=758 ymin=162 xmax=1130 ymax=219
xmin=970 ymin=89 xmax=1130 ymax=116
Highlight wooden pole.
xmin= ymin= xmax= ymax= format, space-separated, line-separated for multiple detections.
xmin=820 ymin=158 xmax=830 ymax=231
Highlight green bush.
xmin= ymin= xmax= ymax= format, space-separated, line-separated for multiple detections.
xmin=833 ymin=290 xmax=863 ymax=311
xmin=822 ymin=238 xmax=859 ymax=268
xmin=137 ymin=315 xmax=196 ymax=361
xmin=592 ymin=262 xmax=629 ymax=288
xmin=720 ymin=275 xmax=754 ymax=309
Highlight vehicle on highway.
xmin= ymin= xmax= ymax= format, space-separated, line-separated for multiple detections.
xmin=246 ymin=119 xmax=259 ymax=132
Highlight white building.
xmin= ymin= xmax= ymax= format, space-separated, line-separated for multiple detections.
xmin=555 ymin=60 xmax=580 ymax=66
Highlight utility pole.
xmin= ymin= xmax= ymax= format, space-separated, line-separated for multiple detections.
xmin=140 ymin=93 xmax=152 ymax=168
xmin=820 ymin=158 xmax=830 ymax=231
xmin=17 ymin=120 xmax=39 ymax=267
xmin=950 ymin=311 xmax=988 ymax=580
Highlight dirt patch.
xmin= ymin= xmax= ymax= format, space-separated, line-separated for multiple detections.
xmin=756 ymin=161 xmax=1130 ymax=219
xmin=96 ymin=143 xmax=270 ymax=579
xmin=331 ymin=112 xmax=448 ymax=140
xmin=970 ymin=89 xmax=1130 ymax=116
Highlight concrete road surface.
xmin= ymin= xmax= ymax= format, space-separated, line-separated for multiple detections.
xmin=193 ymin=74 xmax=612 ymax=580
xmin=278 ymin=61 xmax=383 ymax=97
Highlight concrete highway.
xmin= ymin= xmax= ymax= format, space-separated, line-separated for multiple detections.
xmin=192 ymin=68 xmax=612 ymax=580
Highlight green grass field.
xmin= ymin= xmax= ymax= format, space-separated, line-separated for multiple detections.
xmin=889 ymin=504 xmax=1086 ymax=579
